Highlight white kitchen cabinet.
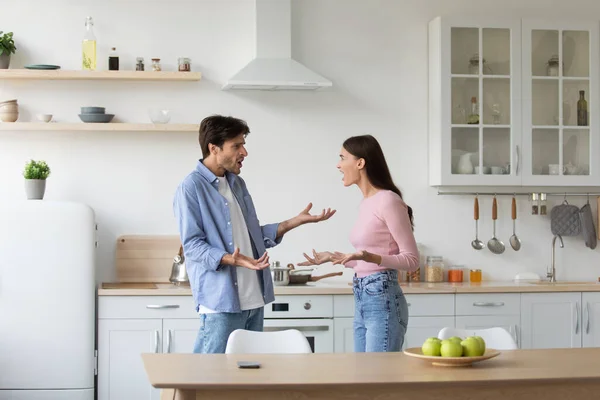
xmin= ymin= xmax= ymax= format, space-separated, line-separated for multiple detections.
xmin=429 ymin=16 xmax=523 ymax=186
xmin=521 ymin=19 xmax=600 ymax=186
xmin=98 ymin=319 xmax=162 ymax=400
xmin=334 ymin=317 xmax=354 ymax=353
xmin=582 ymin=292 xmax=600 ymax=347
xmin=162 ymin=319 xmax=201 ymax=353
xmin=429 ymin=16 xmax=600 ymax=187
xmin=520 ymin=292 xmax=582 ymax=349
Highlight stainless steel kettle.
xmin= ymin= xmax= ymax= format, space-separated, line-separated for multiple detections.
xmin=169 ymin=245 xmax=189 ymax=285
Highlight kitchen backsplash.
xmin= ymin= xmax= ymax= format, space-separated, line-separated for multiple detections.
xmin=1 ymin=0 xmax=600 ymax=283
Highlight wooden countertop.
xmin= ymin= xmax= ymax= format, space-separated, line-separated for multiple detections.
xmin=98 ymin=280 xmax=600 ymax=296
xmin=142 ymin=348 xmax=600 ymax=389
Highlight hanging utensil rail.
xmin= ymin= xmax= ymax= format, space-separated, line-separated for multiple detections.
xmin=437 ymin=190 xmax=600 ymax=197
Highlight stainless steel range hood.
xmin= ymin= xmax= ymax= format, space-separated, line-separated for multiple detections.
xmin=222 ymin=0 xmax=333 ymax=91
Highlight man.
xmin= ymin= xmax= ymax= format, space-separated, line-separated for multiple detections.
xmin=173 ymin=115 xmax=335 ymax=354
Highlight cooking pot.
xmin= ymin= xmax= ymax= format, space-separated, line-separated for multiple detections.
xmin=169 ymin=245 xmax=189 ymax=285
xmin=272 ymin=263 xmax=343 ymax=286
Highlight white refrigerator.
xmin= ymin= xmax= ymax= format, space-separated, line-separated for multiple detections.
xmin=0 ymin=201 xmax=96 ymax=399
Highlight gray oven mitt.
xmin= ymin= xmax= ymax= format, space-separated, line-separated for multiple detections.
xmin=579 ymin=203 xmax=597 ymax=249
xmin=551 ymin=203 xmax=581 ymax=236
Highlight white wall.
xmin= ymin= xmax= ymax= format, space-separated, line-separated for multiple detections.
xmin=2 ymin=0 xmax=600 ymax=283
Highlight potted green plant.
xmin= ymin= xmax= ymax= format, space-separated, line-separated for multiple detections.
xmin=0 ymin=31 xmax=16 ymax=69
xmin=23 ymin=159 xmax=51 ymax=200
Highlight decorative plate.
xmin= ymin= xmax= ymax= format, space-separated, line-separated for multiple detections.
xmin=24 ymin=64 xmax=61 ymax=70
xmin=403 ymin=347 xmax=501 ymax=367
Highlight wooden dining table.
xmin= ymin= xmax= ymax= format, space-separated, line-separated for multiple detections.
xmin=142 ymin=348 xmax=600 ymax=400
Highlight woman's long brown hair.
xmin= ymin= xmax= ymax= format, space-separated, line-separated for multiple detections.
xmin=343 ymin=134 xmax=414 ymax=230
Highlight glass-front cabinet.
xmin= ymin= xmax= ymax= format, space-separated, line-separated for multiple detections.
xmin=521 ymin=19 xmax=599 ymax=186
xmin=429 ymin=16 xmax=600 ymax=187
xmin=429 ymin=17 xmax=522 ymax=186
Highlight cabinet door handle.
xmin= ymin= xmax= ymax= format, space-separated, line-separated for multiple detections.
xmin=146 ymin=304 xmax=180 ymax=309
xmin=154 ymin=330 xmax=159 ymax=353
xmin=473 ymin=302 xmax=504 ymax=307
xmin=586 ymin=302 xmax=591 ymax=334
xmin=575 ymin=303 xmax=580 ymax=334
xmin=166 ymin=330 xmax=172 ymax=353
xmin=515 ymin=145 xmax=520 ymax=175
xmin=513 ymin=324 xmax=519 ymax=348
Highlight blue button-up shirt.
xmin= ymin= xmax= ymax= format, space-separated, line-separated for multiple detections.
xmin=173 ymin=160 xmax=280 ymax=313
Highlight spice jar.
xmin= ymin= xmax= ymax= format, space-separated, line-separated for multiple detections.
xmin=546 ymin=55 xmax=560 ymax=76
xmin=531 ymin=193 xmax=539 ymax=215
xmin=408 ymin=268 xmax=421 ymax=282
xmin=151 ymin=58 xmax=161 ymax=71
xmin=136 ymin=57 xmax=145 ymax=71
xmin=470 ymin=269 xmax=482 ymax=283
xmin=540 ymin=193 xmax=547 ymax=215
xmin=448 ymin=266 xmax=464 ymax=283
xmin=178 ymin=57 xmax=191 ymax=72
xmin=425 ymin=256 xmax=444 ymax=283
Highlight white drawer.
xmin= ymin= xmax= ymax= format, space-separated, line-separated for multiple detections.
xmin=334 ymin=295 xmax=354 ymax=317
xmin=98 ymin=296 xmax=198 ymax=319
xmin=455 ymin=293 xmax=520 ymax=316
xmin=405 ymin=294 xmax=455 ymax=316
xmin=264 ymin=295 xmax=333 ymax=318
xmin=333 ymin=294 xmax=455 ymax=317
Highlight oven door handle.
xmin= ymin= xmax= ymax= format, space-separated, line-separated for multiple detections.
xmin=264 ymin=326 xmax=329 ymax=332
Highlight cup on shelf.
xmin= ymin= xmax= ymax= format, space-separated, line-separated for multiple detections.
xmin=36 ymin=114 xmax=53 ymax=123
xmin=548 ymin=164 xmax=565 ymax=175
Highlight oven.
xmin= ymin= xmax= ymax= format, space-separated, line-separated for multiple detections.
xmin=263 ymin=295 xmax=334 ymax=353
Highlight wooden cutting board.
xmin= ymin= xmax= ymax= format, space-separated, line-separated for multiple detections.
xmin=116 ymin=235 xmax=181 ymax=283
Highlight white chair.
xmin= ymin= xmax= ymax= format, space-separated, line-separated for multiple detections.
xmin=437 ymin=327 xmax=518 ymax=350
xmin=225 ymin=329 xmax=313 ymax=354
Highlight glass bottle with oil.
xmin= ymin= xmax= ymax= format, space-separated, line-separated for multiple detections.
xmin=82 ymin=16 xmax=97 ymax=70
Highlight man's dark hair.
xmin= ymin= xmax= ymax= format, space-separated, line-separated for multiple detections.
xmin=198 ymin=115 xmax=250 ymax=158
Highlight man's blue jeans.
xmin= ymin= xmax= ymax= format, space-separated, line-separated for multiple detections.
xmin=193 ymin=307 xmax=264 ymax=353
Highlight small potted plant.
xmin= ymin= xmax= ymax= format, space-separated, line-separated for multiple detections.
xmin=23 ymin=159 xmax=51 ymax=200
xmin=0 ymin=31 xmax=16 ymax=69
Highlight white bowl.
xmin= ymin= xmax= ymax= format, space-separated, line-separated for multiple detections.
xmin=36 ymin=114 xmax=53 ymax=123
xmin=148 ymin=109 xmax=171 ymax=124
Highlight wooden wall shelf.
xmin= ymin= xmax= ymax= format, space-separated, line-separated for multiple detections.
xmin=0 ymin=123 xmax=199 ymax=132
xmin=0 ymin=69 xmax=202 ymax=81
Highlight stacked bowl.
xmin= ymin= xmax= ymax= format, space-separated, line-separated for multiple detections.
xmin=78 ymin=107 xmax=115 ymax=123
xmin=0 ymin=99 xmax=19 ymax=122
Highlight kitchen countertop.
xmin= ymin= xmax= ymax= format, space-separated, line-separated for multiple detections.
xmin=98 ymin=279 xmax=600 ymax=296
xmin=142 ymin=348 xmax=600 ymax=400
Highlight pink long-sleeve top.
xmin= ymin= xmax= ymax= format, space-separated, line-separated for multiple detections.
xmin=347 ymin=190 xmax=419 ymax=278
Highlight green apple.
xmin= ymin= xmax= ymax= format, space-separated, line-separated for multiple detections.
xmin=440 ymin=339 xmax=463 ymax=357
xmin=422 ymin=339 xmax=442 ymax=356
xmin=461 ymin=337 xmax=484 ymax=357
xmin=470 ymin=336 xmax=486 ymax=353
xmin=448 ymin=336 xmax=463 ymax=345
xmin=425 ymin=337 xmax=442 ymax=343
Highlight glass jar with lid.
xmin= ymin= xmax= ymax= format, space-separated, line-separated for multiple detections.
xmin=425 ymin=256 xmax=444 ymax=283
xmin=546 ymin=55 xmax=561 ymax=76
xmin=178 ymin=57 xmax=191 ymax=72
xmin=151 ymin=58 xmax=161 ymax=71
xmin=448 ymin=265 xmax=464 ymax=283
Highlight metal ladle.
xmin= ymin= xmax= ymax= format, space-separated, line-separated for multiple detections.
xmin=509 ymin=195 xmax=521 ymax=251
xmin=487 ymin=195 xmax=505 ymax=254
xmin=471 ymin=196 xmax=484 ymax=250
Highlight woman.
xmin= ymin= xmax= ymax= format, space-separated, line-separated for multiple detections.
xmin=299 ymin=134 xmax=419 ymax=352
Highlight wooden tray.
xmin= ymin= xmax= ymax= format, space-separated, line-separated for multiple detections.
xmin=403 ymin=347 xmax=501 ymax=367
